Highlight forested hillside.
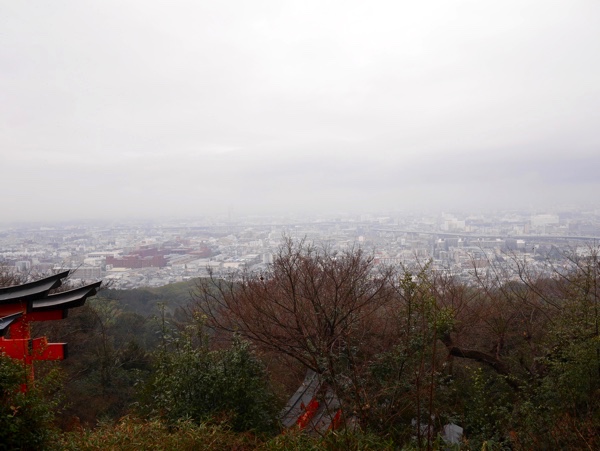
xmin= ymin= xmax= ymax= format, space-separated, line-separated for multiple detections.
xmin=102 ymin=279 xmax=199 ymax=317
xmin=2 ymin=240 xmax=600 ymax=450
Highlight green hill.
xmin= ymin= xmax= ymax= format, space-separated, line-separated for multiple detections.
xmin=101 ymin=279 xmax=199 ymax=316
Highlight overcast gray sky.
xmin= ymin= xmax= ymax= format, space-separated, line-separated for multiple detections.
xmin=1 ymin=1 xmax=599 ymax=222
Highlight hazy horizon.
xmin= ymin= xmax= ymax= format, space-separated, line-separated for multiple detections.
xmin=2 ymin=1 xmax=599 ymax=222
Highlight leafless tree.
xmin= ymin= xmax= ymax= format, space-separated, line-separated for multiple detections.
xmin=195 ymin=238 xmax=397 ymax=375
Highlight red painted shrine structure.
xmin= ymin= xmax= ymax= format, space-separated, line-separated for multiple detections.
xmin=280 ymin=369 xmax=343 ymax=432
xmin=0 ymin=271 xmax=101 ymax=389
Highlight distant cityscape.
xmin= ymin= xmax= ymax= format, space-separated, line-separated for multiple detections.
xmin=2 ymin=208 xmax=599 ymax=290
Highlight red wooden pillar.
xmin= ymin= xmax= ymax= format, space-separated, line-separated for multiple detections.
xmin=0 ymin=275 xmax=100 ymax=391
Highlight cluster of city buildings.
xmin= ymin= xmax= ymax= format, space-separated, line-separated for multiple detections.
xmin=1 ymin=209 xmax=599 ymax=289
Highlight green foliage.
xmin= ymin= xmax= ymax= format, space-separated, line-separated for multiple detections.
xmin=57 ymin=416 xmax=258 ymax=451
xmin=460 ymin=367 xmax=514 ymax=450
xmin=367 ymin=341 xmax=429 ymax=440
xmin=139 ymin=313 xmax=279 ymax=434
xmin=103 ymin=279 xmax=199 ymax=317
xmin=50 ymin=301 xmax=153 ymax=426
xmin=9 ymin=247 xmax=600 ymax=448
xmin=58 ymin=416 xmax=395 ymax=451
xmin=262 ymin=429 xmax=396 ymax=450
xmin=505 ymin=252 xmax=600 ymax=449
xmin=510 ymin=334 xmax=600 ymax=449
xmin=0 ymin=356 xmax=62 ymax=451
xmin=363 ymin=267 xmax=445 ymax=445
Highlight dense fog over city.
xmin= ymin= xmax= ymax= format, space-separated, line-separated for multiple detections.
xmin=1 ymin=1 xmax=599 ymax=222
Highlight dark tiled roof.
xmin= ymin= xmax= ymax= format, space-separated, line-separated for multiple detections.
xmin=0 ymin=271 xmax=70 ymax=304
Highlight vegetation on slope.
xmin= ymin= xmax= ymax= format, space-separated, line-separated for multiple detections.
xmin=2 ymin=240 xmax=600 ymax=449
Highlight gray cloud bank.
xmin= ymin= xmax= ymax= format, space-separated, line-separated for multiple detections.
xmin=1 ymin=1 xmax=599 ymax=222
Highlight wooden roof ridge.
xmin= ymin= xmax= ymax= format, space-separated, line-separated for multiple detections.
xmin=32 ymin=281 xmax=102 ymax=312
xmin=0 ymin=270 xmax=70 ymax=304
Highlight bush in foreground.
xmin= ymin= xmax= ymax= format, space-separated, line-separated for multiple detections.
xmin=58 ymin=416 xmax=398 ymax=451
xmin=138 ymin=315 xmax=279 ymax=434
xmin=0 ymin=356 xmax=61 ymax=451
xmin=57 ymin=417 xmax=258 ymax=451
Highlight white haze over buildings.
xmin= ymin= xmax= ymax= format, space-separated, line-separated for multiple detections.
xmin=1 ymin=1 xmax=599 ymax=222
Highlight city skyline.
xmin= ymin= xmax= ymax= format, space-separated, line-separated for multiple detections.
xmin=2 ymin=208 xmax=599 ymax=291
